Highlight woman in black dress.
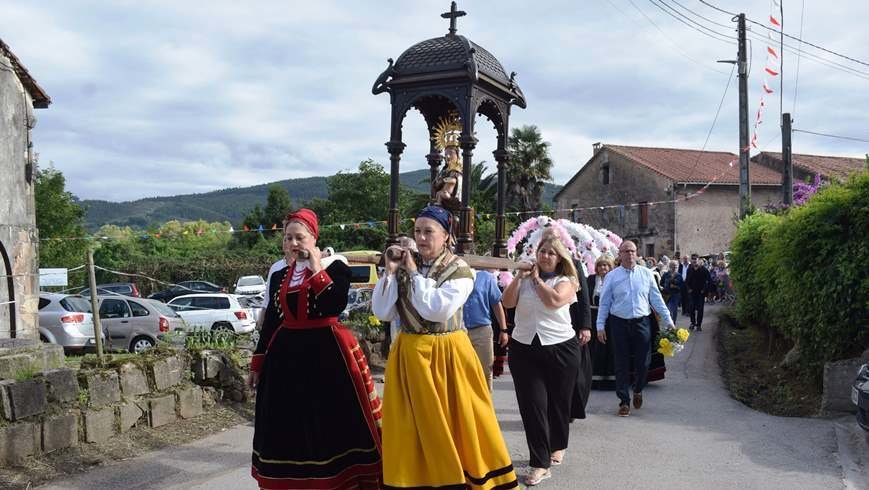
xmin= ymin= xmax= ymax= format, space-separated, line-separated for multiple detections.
xmin=248 ymin=209 xmax=382 ymax=490
xmin=569 ymin=257 xmax=593 ymax=420
xmin=587 ymin=256 xmax=616 ymax=389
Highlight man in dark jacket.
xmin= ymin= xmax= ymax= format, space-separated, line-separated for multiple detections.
xmin=685 ymin=253 xmax=711 ymax=331
xmin=678 ymin=255 xmax=691 ymax=317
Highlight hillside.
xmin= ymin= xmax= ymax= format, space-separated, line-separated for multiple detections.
xmin=81 ymin=169 xmax=562 ymax=230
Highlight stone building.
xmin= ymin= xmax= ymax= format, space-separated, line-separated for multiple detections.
xmin=554 ymin=144 xmax=865 ymax=259
xmin=554 ymin=144 xmax=785 ymax=258
xmin=0 ymin=39 xmax=51 ymax=339
xmin=752 ymin=151 xmax=865 ymax=182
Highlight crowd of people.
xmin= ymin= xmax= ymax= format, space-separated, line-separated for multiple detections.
xmin=246 ymin=205 xmax=728 ymax=489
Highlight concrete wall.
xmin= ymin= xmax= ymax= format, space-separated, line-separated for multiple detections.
xmin=674 ymin=184 xmax=781 ymax=256
xmin=555 ymin=148 xmax=676 ymax=258
xmin=0 ymin=50 xmax=39 ymax=339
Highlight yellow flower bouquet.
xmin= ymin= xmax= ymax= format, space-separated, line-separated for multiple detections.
xmin=656 ymin=327 xmax=691 ymax=357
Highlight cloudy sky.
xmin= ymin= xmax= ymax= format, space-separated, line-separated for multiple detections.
xmin=2 ymin=0 xmax=867 ymax=201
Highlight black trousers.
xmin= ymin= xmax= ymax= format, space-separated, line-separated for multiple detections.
xmin=690 ymin=291 xmax=706 ymax=327
xmin=509 ymin=335 xmax=581 ymax=469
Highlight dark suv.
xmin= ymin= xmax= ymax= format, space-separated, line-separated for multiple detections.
xmin=148 ymin=281 xmax=226 ymax=303
xmin=81 ymin=282 xmax=140 ymax=298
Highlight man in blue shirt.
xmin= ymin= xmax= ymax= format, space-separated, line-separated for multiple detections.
xmin=597 ymin=240 xmax=674 ymax=416
xmin=463 ymin=269 xmax=509 ymax=390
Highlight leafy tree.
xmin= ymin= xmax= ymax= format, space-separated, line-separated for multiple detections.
xmin=468 ymin=161 xmax=498 ymax=214
xmin=235 ymin=185 xmax=291 ymax=248
xmin=263 ymin=185 xmax=293 ymax=227
xmin=35 ymin=166 xmax=88 ymax=268
xmin=506 ymin=125 xmax=553 ymax=212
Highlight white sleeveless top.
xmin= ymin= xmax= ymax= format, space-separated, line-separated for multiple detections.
xmin=512 ymin=275 xmax=577 ymax=346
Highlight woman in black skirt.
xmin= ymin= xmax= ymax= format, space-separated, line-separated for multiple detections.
xmin=248 ymin=209 xmax=382 ymax=490
xmin=587 ymin=255 xmax=616 ymax=389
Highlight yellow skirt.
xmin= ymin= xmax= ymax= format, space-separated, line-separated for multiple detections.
xmin=383 ymin=330 xmax=518 ymax=489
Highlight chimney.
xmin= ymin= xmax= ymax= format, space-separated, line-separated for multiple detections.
xmin=592 ymin=142 xmax=602 ymax=154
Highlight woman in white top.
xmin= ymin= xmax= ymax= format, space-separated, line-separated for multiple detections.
xmin=502 ymin=235 xmax=582 ymax=486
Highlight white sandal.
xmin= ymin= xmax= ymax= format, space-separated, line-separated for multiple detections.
xmin=525 ymin=468 xmax=551 ymax=486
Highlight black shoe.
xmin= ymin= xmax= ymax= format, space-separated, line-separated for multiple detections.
xmin=696 ymin=326 xmax=703 ymax=332
xmin=689 ymin=324 xmax=695 ymax=330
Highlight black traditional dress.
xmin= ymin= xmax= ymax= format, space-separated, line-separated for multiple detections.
xmin=251 ymin=259 xmax=382 ymax=490
xmin=587 ymin=274 xmax=666 ymax=388
xmin=569 ymin=264 xmax=593 ymax=420
xmin=587 ymin=274 xmax=616 ymax=389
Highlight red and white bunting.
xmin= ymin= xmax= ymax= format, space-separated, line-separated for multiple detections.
xmin=749 ymin=0 xmax=782 ymax=154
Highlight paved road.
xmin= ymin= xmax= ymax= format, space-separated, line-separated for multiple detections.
xmin=42 ymin=305 xmax=859 ymax=489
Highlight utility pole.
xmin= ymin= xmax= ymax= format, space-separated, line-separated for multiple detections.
xmin=86 ymin=248 xmax=105 ymax=364
xmin=782 ymin=113 xmax=793 ymax=205
xmin=737 ymin=13 xmax=751 ymax=219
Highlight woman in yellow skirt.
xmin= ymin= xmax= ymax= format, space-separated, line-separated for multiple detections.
xmin=373 ymin=205 xmax=518 ymax=489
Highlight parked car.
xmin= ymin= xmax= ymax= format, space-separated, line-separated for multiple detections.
xmin=80 ymin=282 xmax=140 ymax=298
xmin=237 ymin=294 xmax=264 ymax=323
xmin=148 ymin=280 xmax=226 ymax=302
xmin=234 ymin=275 xmax=266 ymax=296
xmin=340 ymin=251 xmax=380 ymax=289
xmin=166 ymin=293 xmax=255 ymax=334
xmin=340 ymin=287 xmax=373 ymax=321
xmin=38 ymin=293 xmax=100 ymax=352
xmin=854 ymin=363 xmax=869 ymax=431
xmin=97 ymin=296 xmax=184 ymax=353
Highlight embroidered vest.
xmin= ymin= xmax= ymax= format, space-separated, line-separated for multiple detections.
xmin=395 ymin=251 xmax=473 ymax=335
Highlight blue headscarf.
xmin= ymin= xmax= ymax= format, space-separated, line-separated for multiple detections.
xmin=417 ymin=205 xmax=452 ymax=232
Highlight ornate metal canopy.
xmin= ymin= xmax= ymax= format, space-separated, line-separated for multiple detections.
xmin=372 ymin=1 xmax=526 ymax=256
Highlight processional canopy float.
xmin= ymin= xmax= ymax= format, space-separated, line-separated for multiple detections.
xmin=372 ymin=1 xmax=526 ymax=257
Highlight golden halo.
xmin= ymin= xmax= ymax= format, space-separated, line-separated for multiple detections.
xmin=432 ymin=112 xmax=462 ymax=151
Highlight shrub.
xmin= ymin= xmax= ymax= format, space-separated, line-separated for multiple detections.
xmin=768 ymin=172 xmax=869 ymax=370
xmin=729 ymin=171 xmax=869 ymax=372
xmin=729 ymin=212 xmax=781 ymax=325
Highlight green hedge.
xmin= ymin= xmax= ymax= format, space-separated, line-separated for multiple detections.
xmin=729 ymin=171 xmax=869 ymax=372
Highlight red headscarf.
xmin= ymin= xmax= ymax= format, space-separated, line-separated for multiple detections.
xmin=287 ymin=208 xmax=319 ymax=239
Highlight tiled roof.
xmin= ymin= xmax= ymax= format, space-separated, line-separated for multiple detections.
xmin=604 ymin=144 xmax=783 ymax=185
xmin=393 ymin=35 xmax=511 ymax=86
xmin=0 ymin=38 xmax=50 ymax=108
xmin=753 ymin=152 xmax=865 ymax=179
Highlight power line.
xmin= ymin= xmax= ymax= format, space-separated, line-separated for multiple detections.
xmin=668 ymin=0 xmax=732 ymax=29
xmin=698 ymin=0 xmax=869 ymax=68
xmin=625 ymin=0 xmax=731 ymax=75
xmin=792 ymin=129 xmax=869 ymax=144
xmin=646 ymin=0 xmax=736 ymax=45
xmin=792 ymin=0 xmax=806 ymax=114
xmin=743 ymin=29 xmax=869 ymax=81
xmin=778 ymin=0 xmax=784 ymax=121
xmin=686 ymin=62 xmax=737 ymax=178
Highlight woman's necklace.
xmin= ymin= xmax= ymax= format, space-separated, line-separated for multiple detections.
xmin=289 ymin=262 xmax=307 ymax=287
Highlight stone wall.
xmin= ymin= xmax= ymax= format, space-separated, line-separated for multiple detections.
xmin=554 ymin=148 xmax=676 ymax=257
xmin=0 ymin=350 xmax=204 ymax=466
xmin=674 ymin=184 xmax=782 ymax=256
xmin=0 ymin=48 xmax=40 ymax=340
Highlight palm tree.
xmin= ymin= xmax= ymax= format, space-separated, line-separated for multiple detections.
xmin=506 ymin=125 xmax=553 ymax=212
xmin=469 ymin=161 xmax=497 ymax=214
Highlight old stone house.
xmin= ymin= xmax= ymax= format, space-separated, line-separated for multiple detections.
xmin=752 ymin=151 xmax=865 ymax=182
xmin=554 ymin=144 xmax=809 ymax=259
xmin=0 ymin=39 xmax=51 ymax=339
xmin=555 ymin=144 xmax=865 ymax=259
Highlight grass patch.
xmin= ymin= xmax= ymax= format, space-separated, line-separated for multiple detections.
xmin=13 ymin=365 xmax=39 ymax=382
xmin=718 ymin=319 xmax=821 ymax=417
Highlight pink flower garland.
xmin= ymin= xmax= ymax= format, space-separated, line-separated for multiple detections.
xmin=506 ymin=216 xmax=576 ymax=261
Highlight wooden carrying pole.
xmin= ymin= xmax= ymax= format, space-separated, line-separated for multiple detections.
xmin=352 ymin=252 xmax=532 ymax=271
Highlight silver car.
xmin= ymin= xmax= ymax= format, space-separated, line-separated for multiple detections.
xmin=38 ymin=293 xmax=99 ymax=352
xmin=97 ymin=296 xmax=185 ymax=353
